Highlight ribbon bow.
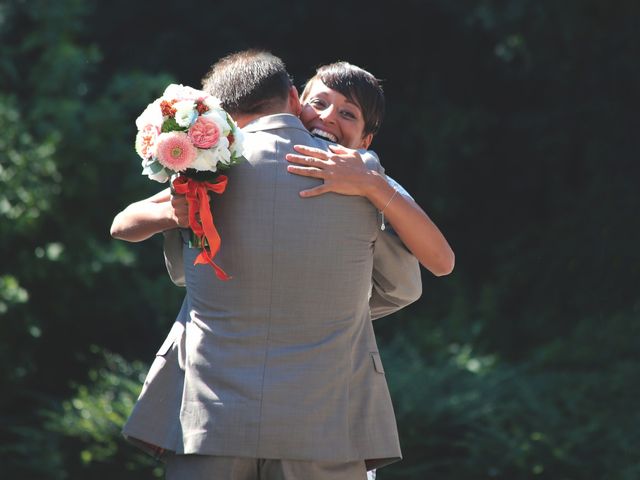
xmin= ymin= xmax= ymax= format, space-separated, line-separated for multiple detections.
xmin=172 ymin=174 xmax=230 ymax=280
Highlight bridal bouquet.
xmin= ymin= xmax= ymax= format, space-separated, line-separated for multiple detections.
xmin=134 ymin=84 xmax=245 ymax=280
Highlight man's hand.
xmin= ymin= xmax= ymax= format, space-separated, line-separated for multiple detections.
xmin=285 ymin=144 xmax=380 ymax=198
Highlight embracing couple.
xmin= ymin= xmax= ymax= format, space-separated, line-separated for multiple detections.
xmin=111 ymin=50 xmax=454 ymax=480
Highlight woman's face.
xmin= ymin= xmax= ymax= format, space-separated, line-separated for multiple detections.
xmin=300 ymin=80 xmax=373 ymax=150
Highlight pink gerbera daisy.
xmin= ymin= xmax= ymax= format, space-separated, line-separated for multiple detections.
xmin=156 ymin=132 xmax=197 ymax=171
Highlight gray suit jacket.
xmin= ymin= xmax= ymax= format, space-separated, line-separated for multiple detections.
xmin=161 ymin=183 xmax=421 ymax=320
xmin=123 ymin=114 xmax=421 ymax=470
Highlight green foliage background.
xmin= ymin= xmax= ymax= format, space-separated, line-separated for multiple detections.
xmin=1 ymin=0 xmax=638 ymax=478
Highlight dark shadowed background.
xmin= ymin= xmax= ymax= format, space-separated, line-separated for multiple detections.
xmin=1 ymin=0 xmax=638 ymax=478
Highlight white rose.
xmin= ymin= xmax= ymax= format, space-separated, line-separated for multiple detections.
xmin=173 ymin=100 xmax=197 ymax=127
xmin=163 ymin=84 xmax=203 ymax=101
xmin=190 ymin=148 xmax=219 ymax=172
xmin=203 ymin=96 xmax=222 ymax=110
xmin=215 ymin=137 xmax=231 ymax=165
xmin=135 ymin=99 xmax=163 ymax=130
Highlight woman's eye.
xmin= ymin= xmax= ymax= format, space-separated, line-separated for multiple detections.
xmin=340 ymin=110 xmax=357 ymax=120
xmin=310 ymin=98 xmax=327 ymax=109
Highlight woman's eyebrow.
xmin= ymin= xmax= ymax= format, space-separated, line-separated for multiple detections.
xmin=343 ymin=99 xmax=363 ymax=113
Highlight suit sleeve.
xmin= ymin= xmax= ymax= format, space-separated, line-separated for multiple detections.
xmin=163 ymin=229 xmax=186 ymax=287
xmin=359 ymin=151 xmax=423 ymax=319
xmin=370 ymin=227 xmax=422 ymax=320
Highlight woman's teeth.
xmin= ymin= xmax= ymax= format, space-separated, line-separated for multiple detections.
xmin=311 ymin=129 xmax=338 ymax=143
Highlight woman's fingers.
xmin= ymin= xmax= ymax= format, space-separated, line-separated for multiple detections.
xmin=286 ymin=165 xmax=325 ymax=179
xmin=327 ymin=144 xmax=354 ymax=155
xmin=286 ymin=153 xmax=327 ymax=167
xmin=287 ymin=145 xmax=368 ymax=198
xmin=299 ymin=184 xmax=330 ymax=197
xmin=293 ymin=144 xmax=330 ymax=159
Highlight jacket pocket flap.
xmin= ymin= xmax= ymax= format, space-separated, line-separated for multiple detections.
xmin=371 ymin=352 xmax=385 ymax=374
xmin=155 ymin=319 xmax=185 ymax=357
xmin=156 ymin=336 xmax=175 ymax=357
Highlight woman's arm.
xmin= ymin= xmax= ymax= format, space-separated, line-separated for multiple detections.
xmin=110 ymin=188 xmax=189 ymax=242
xmin=286 ymin=144 xmax=455 ymax=276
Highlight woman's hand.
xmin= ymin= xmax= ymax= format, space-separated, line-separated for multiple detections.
xmin=169 ymin=192 xmax=190 ymax=228
xmin=285 ymin=144 xmax=381 ymax=198
xmin=286 ymin=143 xmax=455 ymax=276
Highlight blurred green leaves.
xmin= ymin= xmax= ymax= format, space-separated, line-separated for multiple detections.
xmin=0 ymin=96 xmax=61 ymax=234
xmin=2 ymin=347 xmax=162 ymax=479
xmin=382 ymin=329 xmax=640 ymax=479
xmin=0 ymin=1 xmax=177 ymax=477
xmin=0 ymin=274 xmax=28 ymax=314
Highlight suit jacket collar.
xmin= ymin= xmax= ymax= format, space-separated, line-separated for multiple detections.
xmin=242 ymin=113 xmax=308 ymax=134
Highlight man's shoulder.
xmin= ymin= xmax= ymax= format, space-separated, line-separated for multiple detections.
xmin=242 ymin=114 xmax=308 ymax=137
xmin=242 ymin=113 xmax=330 ymax=151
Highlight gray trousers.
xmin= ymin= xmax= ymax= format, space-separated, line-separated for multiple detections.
xmin=165 ymin=455 xmax=369 ymax=480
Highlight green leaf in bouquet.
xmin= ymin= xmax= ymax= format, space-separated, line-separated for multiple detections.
xmin=217 ymin=155 xmax=246 ymax=171
xmin=161 ymin=117 xmax=182 ymax=133
xmin=149 ymin=161 xmax=165 ymax=174
xmin=142 ymin=160 xmax=165 ymax=175
xmin=226 ymin=114 xmax=236 ymax=131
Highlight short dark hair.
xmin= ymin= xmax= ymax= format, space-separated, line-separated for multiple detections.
xmin=201 ymin=50 xmax=293 ymax=115
xmin=301 ymin=62 xmax=385 ymax=136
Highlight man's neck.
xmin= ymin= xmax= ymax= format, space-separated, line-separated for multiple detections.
xmin=235 ymin=111 xmax=294 ymax=128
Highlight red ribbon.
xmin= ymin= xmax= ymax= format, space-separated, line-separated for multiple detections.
xmin=172 ymin=174 xmax=230 ymax=280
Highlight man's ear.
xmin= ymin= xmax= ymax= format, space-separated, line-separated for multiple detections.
xmin=360 ymin=133 xmax=373 ymax=150
xmin=288 ymin=86 xmax=302 ymax=117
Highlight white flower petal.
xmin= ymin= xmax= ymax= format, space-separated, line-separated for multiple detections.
xmin=135 ymin=99 xmax=163 ymax=130
xmin=190 ymin=149 xmax=219 ymax=172
xmin=173 ymin=100 xmax=197 ymax=127
xmin=216 ymin=140 xmax=232 ymax=165
xmin=203 ymin=96 xmax=222 ymax=110
xmin=163 ymin=84 xmax=203 ymax=101
xmin=231 ymin=127 xmax=245 ymax=157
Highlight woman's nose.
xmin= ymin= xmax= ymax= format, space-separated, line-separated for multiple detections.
xmin=319 ymin=105 xmax=337 ymax=122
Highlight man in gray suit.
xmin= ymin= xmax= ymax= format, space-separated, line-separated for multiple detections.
xmin=114 ymin=50 xmax=422 ymax=479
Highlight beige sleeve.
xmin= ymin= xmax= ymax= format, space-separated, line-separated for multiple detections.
xmin=369 ymin=228 xmax=422 ymax=320
xmin=163 ymin=229 xmax=186 ymax=287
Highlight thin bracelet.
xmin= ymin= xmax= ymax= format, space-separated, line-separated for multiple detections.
xmin=379 ymin=188 xmax=398 ymax=231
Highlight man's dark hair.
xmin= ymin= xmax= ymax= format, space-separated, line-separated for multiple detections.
xmin=201 ymin=50 xmax=293 ymax=115
xmin=301 ymin=62 xmax=385 ymax=137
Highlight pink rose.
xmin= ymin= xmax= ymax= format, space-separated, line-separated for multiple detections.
xmin=135 ymin=124 xmax=159 ymax=160
xmin=156 ymin=132 xmax=197 ymax=171
xmin=188 ymin=117 xmax=221 ymax=149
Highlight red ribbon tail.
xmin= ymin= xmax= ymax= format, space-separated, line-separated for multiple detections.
xmin=194 ymin=245 xmax=231 ymax=280
xmin=172 ymin=175 xmax=230 ymax=280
